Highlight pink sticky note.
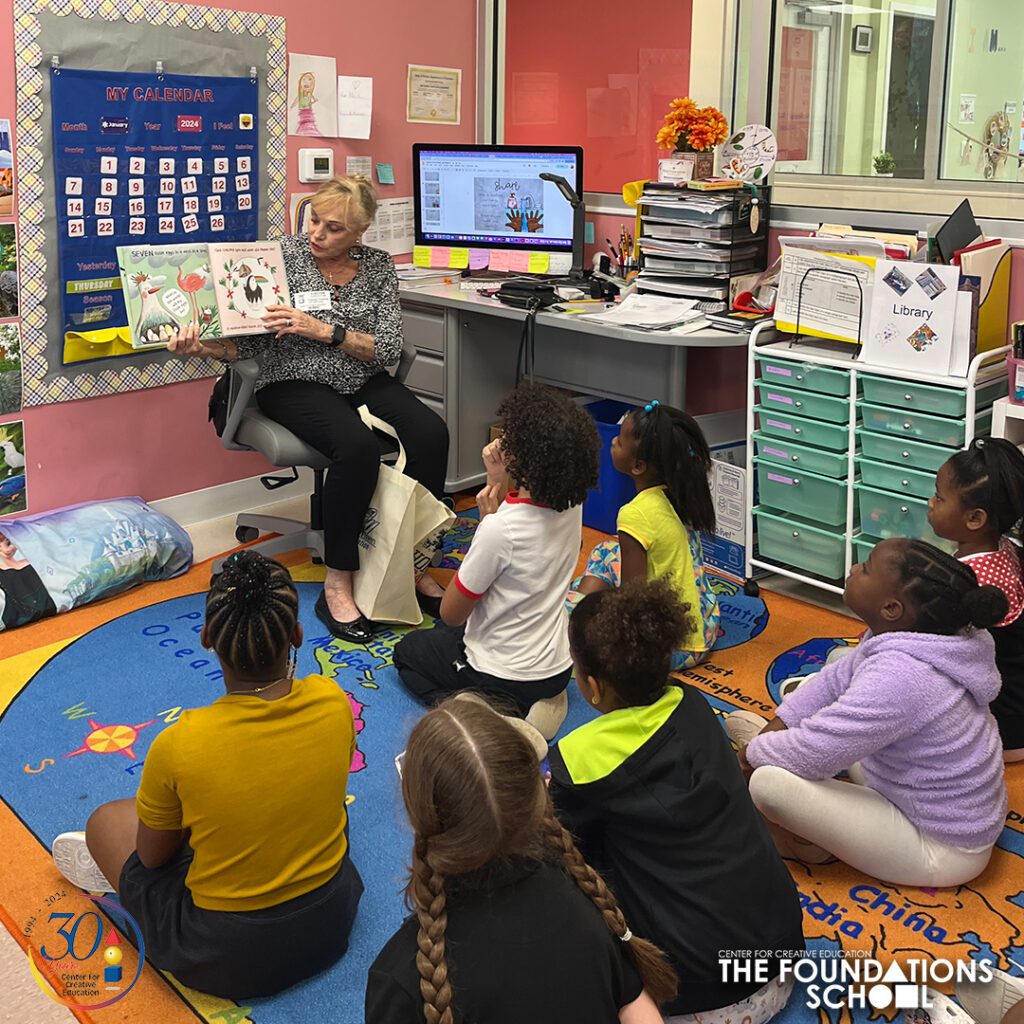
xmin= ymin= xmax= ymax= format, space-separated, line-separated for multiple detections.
xmin=469 ymin=248 xmax=490 ymax=270
xmin=507 ymin=250 xmax=530 ymax=272
xmin=430 ymin=246 xmax=452 ymax=268
xmin=489 ymin=249 xmax=511 ymax=272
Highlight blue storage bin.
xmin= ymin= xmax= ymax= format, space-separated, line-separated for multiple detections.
xmin=582 ymin=399 xmax=636 ymax=535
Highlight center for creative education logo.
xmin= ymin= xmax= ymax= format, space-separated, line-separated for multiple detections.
xmin=718 ymin=951 xmax=994 ymax=1011
xmin=23 ymin=890 xmax=145 ymax=1009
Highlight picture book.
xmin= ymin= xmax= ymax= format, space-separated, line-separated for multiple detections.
xmin=117 ymin=243 xmax=220 ymax=348
xmin=208 ymin=241 xmax=291 ymax=336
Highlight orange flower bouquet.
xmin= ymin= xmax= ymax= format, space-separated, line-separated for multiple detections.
xmin=657 ymin=97 xmax=729 ymax=152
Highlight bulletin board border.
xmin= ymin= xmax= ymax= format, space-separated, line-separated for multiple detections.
xmin=13 ymin=0 xmax=287 ymax=406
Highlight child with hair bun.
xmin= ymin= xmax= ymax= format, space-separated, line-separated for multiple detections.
xmin=551 ymin=579 xmax=802 ymax=1024
xmin=569 ymin=400 xmax=720 ymax=670
xmin=927 ymin=436 xmax=1024 ymax=760
xmin=729 ymin=538 xmax=1008 ymax=887
xmin=51 ymin=551 xmax=363 ymax=999
xmin=366 ymin=695 xmax=676 ymax=1024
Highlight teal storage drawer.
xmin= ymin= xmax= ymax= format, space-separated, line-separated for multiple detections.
xmin=753 ymin=507 xmax=847 ymax=579
xmin=756 ymin=382 xmax=851 ymax=424
xmin=852 ymin=533 xmax=882 ymax=565
xmin=753 ymin=432 xmax=848 ymax=478
xmin=755 ymin=406 xmax=851 ymax=452
xmin=755 ymin=458 xmax=848 ymax=526
xmin=860 ymin=376 xmax=969 ymax=417
xmin=855 ymin=457 xmax=936 ymax=500
xmin=855 ymin=485 xmax=954 ymax=553
xmin=755 ymin=355 xmax=850 ymax=396
xmin=858 ymin=430 xmax=954 ymax=474
xmin=860 ymin=403 xmax=992 ymax=447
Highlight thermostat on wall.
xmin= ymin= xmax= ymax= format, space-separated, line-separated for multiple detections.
xmin=298 ymin=149 xmax=334 ymax=183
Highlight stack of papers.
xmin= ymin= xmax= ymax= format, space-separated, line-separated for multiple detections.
xmin=577 ymin=294 xmax=703 ymax=330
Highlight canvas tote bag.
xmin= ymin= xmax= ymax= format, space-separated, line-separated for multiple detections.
xmin=351 ymin=405 xmax=455 ymax=625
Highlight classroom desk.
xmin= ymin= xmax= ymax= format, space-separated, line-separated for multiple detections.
xmin=398 ymin=283 xmax=746 ymax=491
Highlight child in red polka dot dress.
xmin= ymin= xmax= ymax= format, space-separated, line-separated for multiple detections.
xmin=929 ymin=437 xmax=1024 ymax=762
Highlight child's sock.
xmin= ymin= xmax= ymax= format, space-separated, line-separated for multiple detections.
xmin=52 ymin=832 xmax=114 ymax=893
xmin=724 ymin=709 xmax=769 ymax=747
xmin=526 ymin=690 xmax=568 ymax=741
xmin=453 ymin=692 xmax=549 ymax=761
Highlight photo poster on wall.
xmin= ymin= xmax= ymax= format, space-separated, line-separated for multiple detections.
xmin=0 ymin=419 xmax=27 ymax=518
xmin=0 ymin=118 xmax=13 ymax=218
xmin=0 ymin=323 xmax=21 ymax=416
xmin=50 ymin=67 xmax=260 ymax=367
xmin=288 ymin=54 xmax=338 ymax=137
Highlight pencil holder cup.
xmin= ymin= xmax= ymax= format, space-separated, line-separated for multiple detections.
xmin=1008 ymin=356 xmax=1024 ymax=406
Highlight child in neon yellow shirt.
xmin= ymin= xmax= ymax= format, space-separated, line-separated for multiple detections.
xmin=569 ymin=400 xmax=720 ymax=669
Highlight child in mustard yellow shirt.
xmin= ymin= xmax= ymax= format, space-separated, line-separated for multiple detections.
xmin=51 ymin=552 xmax=363 ymax=1000
xmin=569 ymin=400 xmax=720 ymax=669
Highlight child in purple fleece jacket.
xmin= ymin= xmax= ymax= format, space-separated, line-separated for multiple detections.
xmin=730 ymin=538 xmax=1008 ymax=888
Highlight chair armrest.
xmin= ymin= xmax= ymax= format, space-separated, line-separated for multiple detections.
xmin=221 ymin=359 xmax=261 ymax=450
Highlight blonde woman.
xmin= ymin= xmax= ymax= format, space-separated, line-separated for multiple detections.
xmin=169 ymin=175 xmax=449 ymax=643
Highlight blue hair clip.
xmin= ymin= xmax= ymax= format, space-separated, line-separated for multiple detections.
xmin=644 ymin=400 xmax=659 ymax=412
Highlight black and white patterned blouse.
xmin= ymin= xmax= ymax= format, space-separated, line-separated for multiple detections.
xmin=234 ymin=234 xmax=403 ymax=395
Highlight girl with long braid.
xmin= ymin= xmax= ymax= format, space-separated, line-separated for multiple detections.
xmin=366 ymin=697 xmax=676 ymax=1024
xmin=727 ymin=538 xmax=1009 ymax=887
xmin=51 ymin=551 xmax=364 ymax=999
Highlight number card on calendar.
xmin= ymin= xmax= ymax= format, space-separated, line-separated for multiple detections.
xmin=51 ymin=66 xmax=259 ymax=360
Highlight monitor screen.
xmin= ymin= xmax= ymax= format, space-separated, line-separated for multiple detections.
xmin=413 ymin=144 xmax=583 ymax=252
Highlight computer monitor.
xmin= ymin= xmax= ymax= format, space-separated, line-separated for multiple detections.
xmin=412 ymin=144 xmax=584 ymax=255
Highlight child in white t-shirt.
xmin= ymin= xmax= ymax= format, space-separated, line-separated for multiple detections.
xmin=394 ymin=382 xmax=601 ymax=753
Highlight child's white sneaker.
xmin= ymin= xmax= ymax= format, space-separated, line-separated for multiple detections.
xmin=453 ymin=692 xmax=549 ymax=761
xmin=724 ymin=709 xmax=769 ymax=747
xmin=956 ymin=967 xmax=1024 ymax=1024
xmin=525 ymin=690 xmax=568 ymax=741
xmin=52 ymin=831 xmax=113 ymax=893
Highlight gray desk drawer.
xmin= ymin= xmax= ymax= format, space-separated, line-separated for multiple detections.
xmin=402 ymin=306 xmax=445 ymax=354
xmin=405 ymin=351 xmax=445 ymax=397
xmin=413 ymin=392 xmax=444 ymax=420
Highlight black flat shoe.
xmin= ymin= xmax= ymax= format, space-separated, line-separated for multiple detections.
xmin=315 ymin=592 xmax=375 ymax=644
xmin=416 ymin=588 xmax=445 ymax=619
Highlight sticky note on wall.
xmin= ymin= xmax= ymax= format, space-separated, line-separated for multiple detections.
xmin=429 ymin=246 xmax=452 ymax=268
xmin=449 ymin=248 xmax=470 ymax=269
xmin=585 ymin=221 xmax=595 ymax=244
xmin=413 ymin=245 xmax=431 ymax=267
xmin=469 ymin=249 xmax=490 ymax=270
xmin=527 ymin=252 xmax=550 ymax=274
xmin=507 ymin=251 xmax=530 ymax=273
xmin=489 ymin=249 xmax=511 ymax=271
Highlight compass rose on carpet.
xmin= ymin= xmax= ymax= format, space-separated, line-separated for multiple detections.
xmin=64 ymin=719 xmax=156 ymax=760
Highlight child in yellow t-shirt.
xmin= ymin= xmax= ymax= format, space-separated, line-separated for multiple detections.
xmin=569 ymin=400 xmax=720 ymax=669
xmin=50 ymin=551 xmax=363 ymax=1000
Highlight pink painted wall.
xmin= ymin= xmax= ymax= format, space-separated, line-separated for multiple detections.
xmin=1 ymin=0 xmax=477 ymax=515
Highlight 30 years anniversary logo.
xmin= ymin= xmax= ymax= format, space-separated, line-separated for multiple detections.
xmin=23 ymin=888 xmax=145 ymax=1009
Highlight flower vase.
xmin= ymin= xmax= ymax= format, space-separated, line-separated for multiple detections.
xmin=676 ymin=145 xmax=715 ymax=181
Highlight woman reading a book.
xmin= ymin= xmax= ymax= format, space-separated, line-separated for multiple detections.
xmin=168 ymin=174 xmax=449 ymax=643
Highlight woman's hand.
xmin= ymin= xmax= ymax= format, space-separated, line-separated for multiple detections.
xmin=262 ymin=304 xmax=333 ymax=344
xmin=166 ymin=323 xmax=203 ymax=358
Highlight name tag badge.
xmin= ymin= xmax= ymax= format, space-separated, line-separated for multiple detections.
xmin=294 ymin=290 xmax=332 ymax=312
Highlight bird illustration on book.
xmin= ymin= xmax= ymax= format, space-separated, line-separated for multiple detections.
xmin=175 ymin=263 xmax=211 ymax=329
xmin=221 ymin=255 xmax=282 ymax=321
xmin=124 ymin=272 xmax=181 ymax=344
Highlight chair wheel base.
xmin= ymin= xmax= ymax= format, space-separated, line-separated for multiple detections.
xmin=743 ymin=578 xmax=760 ymax=598
xmin=311 ymin=555 xmax=324 ymax=565
xmin=235 ymin=526 xmax=260 ymax=543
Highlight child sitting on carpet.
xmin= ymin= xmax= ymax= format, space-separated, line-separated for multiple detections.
xmin=567 ymin=400 xmax=719 ymax=670
xmin=550 ymin=580 xmax=803 ymax=1024
xmin=394 ymin=381 xmax=600 ymax=753
xmin=728 ymin=538 xmax=1008 ymax=888
xmin=365 ymin=696 xmax=677 ymax=1024
xmin=927 ymin=436 xmax=1024 ymax=762
xmin=51 ymin=551 xmax=363 ymax=999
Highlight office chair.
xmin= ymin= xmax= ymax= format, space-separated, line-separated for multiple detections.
xmin=211 ymin=345 xmax=417 ymax=574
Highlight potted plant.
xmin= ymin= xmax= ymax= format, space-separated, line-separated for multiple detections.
xmin=657 ymin=97 xmax=729 ymax=181
xmin=873 ymin=152 xmax=896 ymax=176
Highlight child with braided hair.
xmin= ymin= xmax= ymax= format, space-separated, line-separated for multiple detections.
xmin=551 ymin=580 xmax=803 ymax=1024
xmin=51 ymin=551 xmax=364 ymax=999
xmin=365 ymin=696 xmax=676 ymax=1024
xmin=728 ymin=538 xmax=1008 ymax=887
xmin=927 ymin=436 xmax=1024 ymax=760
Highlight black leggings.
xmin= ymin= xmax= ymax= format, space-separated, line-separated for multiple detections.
xmin=256 ymin=373 xmax=449 ymax=571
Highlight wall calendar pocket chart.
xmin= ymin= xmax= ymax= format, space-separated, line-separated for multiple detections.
xmin=50 ymin=66 xmax=259 ymax=358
